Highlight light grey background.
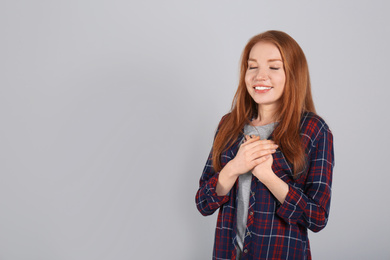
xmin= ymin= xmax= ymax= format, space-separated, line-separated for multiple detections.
xmin=1 ymin=1 xmax=389 ymax=259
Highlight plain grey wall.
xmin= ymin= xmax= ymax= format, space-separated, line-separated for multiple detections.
xmin=1 ymin=0 xmax=389 ymax=259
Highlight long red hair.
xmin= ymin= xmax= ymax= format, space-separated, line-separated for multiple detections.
xmin=212 ymin=30 xmax=316 ymax=178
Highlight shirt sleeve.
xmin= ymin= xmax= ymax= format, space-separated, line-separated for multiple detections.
xmin=195 ymin=115 xmax=231 ymax=216
xmin=195 ymin=150 xmax=230 ymax=216
xmin=276 ymin=125 xmax=334 ymax=232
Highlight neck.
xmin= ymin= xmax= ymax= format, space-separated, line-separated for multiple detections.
xmin=252 ymin=104 xmax=278 ymax=126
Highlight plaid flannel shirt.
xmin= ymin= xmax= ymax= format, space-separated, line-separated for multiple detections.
xmin=196 ymin=112 xmax=334 ymax=260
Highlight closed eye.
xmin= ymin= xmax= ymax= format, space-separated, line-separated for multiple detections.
xmin=248 ymin=67 xmax=258 ymax=70
xmin=270 ymin=67 xmax=280 ymax=70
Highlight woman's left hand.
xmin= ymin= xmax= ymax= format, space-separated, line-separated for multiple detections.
xmin=251 ymin=151 xmax=276 ymax=183
xmin=248 ymin=136 xmax=289 ymax=204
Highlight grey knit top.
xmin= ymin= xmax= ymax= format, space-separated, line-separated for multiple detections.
xmin=236 ymin=122 xmax=277 ymax=257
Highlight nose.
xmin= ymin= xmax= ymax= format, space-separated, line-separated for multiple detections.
xmin=255 ymin=69 xmax=268 ymax=81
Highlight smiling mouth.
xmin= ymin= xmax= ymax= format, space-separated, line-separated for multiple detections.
xmin=254 ymin=86 xmax=272 ymax=90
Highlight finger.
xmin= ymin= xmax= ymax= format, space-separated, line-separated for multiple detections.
xmin=250 ymin=139 xmax=275 ymax=146
xmin=247 ymin=144 xmax=278 ymax=158
xmin=245 ymin=140 xmax=277 ymax=151
xmin=255 ymin=142 xmax=278 ymax=151
xmin=244 ymin=135 xmax=254 ymax=142
xmin=252 ymin=154 xmax=272 ymax=165
xmin=258 ymin=139 xmax=276 ymax=145
xmin=241 ymin=135 xmax=260 ymax=146
xmin=250 ymin=149 xmax=277 ymax=160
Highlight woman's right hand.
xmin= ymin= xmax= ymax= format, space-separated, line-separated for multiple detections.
xmin=216 ymin=135 xmax=278 ymax=196
xmin=227 ymin=135 xmax=278 ymax=176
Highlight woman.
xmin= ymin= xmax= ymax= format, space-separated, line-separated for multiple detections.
xmin=195 ymin=30 xmax=334 ymax=260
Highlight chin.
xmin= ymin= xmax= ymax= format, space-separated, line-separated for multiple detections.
xmin=254 ymin=98 xmax=281 ymax=107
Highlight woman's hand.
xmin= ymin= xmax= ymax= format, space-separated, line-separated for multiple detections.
xmin=251 ymin=151 xmax=275 ymax=182
xmin=228 ymin=135 xmax=278 ymax=176
xmin=216 ymin=135 xmax=278 ymax=196
xmin=251 ymin=149 xmax=289 ymax=204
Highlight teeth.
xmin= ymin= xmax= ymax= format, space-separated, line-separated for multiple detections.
xmin=255 ymin=86 xmax=272 ymax=90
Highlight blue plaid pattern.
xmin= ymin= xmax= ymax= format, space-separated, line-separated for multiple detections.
xmin=196 ymin=112 xmax=334 ymax=260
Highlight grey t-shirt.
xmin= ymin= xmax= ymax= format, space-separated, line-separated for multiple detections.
xmin=236 ymin=122 xmax=277 ymax=256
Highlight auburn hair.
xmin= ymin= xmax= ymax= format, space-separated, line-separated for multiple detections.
xmin=212 ymin=30 xmax=316 ymax=178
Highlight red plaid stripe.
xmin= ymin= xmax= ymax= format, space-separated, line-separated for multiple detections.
xmin=196 ymin=112 xmax=334 ymax=259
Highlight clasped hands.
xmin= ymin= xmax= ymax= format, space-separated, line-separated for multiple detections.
xmin=228 ymin=135 xmax=278 ymax=183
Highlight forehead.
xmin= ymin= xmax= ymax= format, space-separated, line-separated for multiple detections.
xmin=248 ymin=41 xmax=282 ymax=60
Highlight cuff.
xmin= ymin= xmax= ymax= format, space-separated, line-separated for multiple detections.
xmin=276 ymin=184 xmax=308 ymax=225
xmin=205 ymin=173 xmax=230 ymax=205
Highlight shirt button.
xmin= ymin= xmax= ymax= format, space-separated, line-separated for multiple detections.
xmin=249 ymin=211 xmax=253 ymax=216
xmin=244 ymin=249 xmax=248 ymax=254
xmin=247 ymin=231 xmax=251 ymax=236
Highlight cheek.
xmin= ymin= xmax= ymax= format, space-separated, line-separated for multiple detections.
xmin=279 ymin=77 xmax=286 ymax=94
xmin=276 ymin=73 xmax=286 ymax=87
xmin=245 ymin=73 xmax=252 ymax=86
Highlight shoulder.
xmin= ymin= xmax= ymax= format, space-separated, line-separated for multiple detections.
xmin=217 ymin=113 xmax=231 ymax=129
xmin=300 ymin=111 xmax=330 ymax=133
xmin=300 ymin=111 xmax=332 ymax=145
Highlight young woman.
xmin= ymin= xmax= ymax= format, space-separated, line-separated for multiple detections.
xmin=195 ymin=30 xmax=334 ymax=260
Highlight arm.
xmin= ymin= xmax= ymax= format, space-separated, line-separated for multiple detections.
xmin=196 ymin=131 xmax=278 ymax=216
xmin=216 ymin=136 xmax=277 ymax=196
xmin=196 ymin=116 xmax=232 ymax=216
xmin=251 ymin=149 xmax=289 ymax=204
xmin=215 ymin=161 xmax=239 ymax=196
xmin=276 ymin=126 xmax=334 ymax=232
xmin=258 ymin=170 xmax=290 ymax=204
xmin=195 ymin=149 xmax=231 ymax=216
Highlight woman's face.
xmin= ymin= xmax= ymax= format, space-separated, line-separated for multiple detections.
xmin=245 ymin=41 xmax=286 ymax=110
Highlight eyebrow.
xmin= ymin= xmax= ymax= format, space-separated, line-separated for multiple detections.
xmin=248 ymin=58 xmax=283 ymax=62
